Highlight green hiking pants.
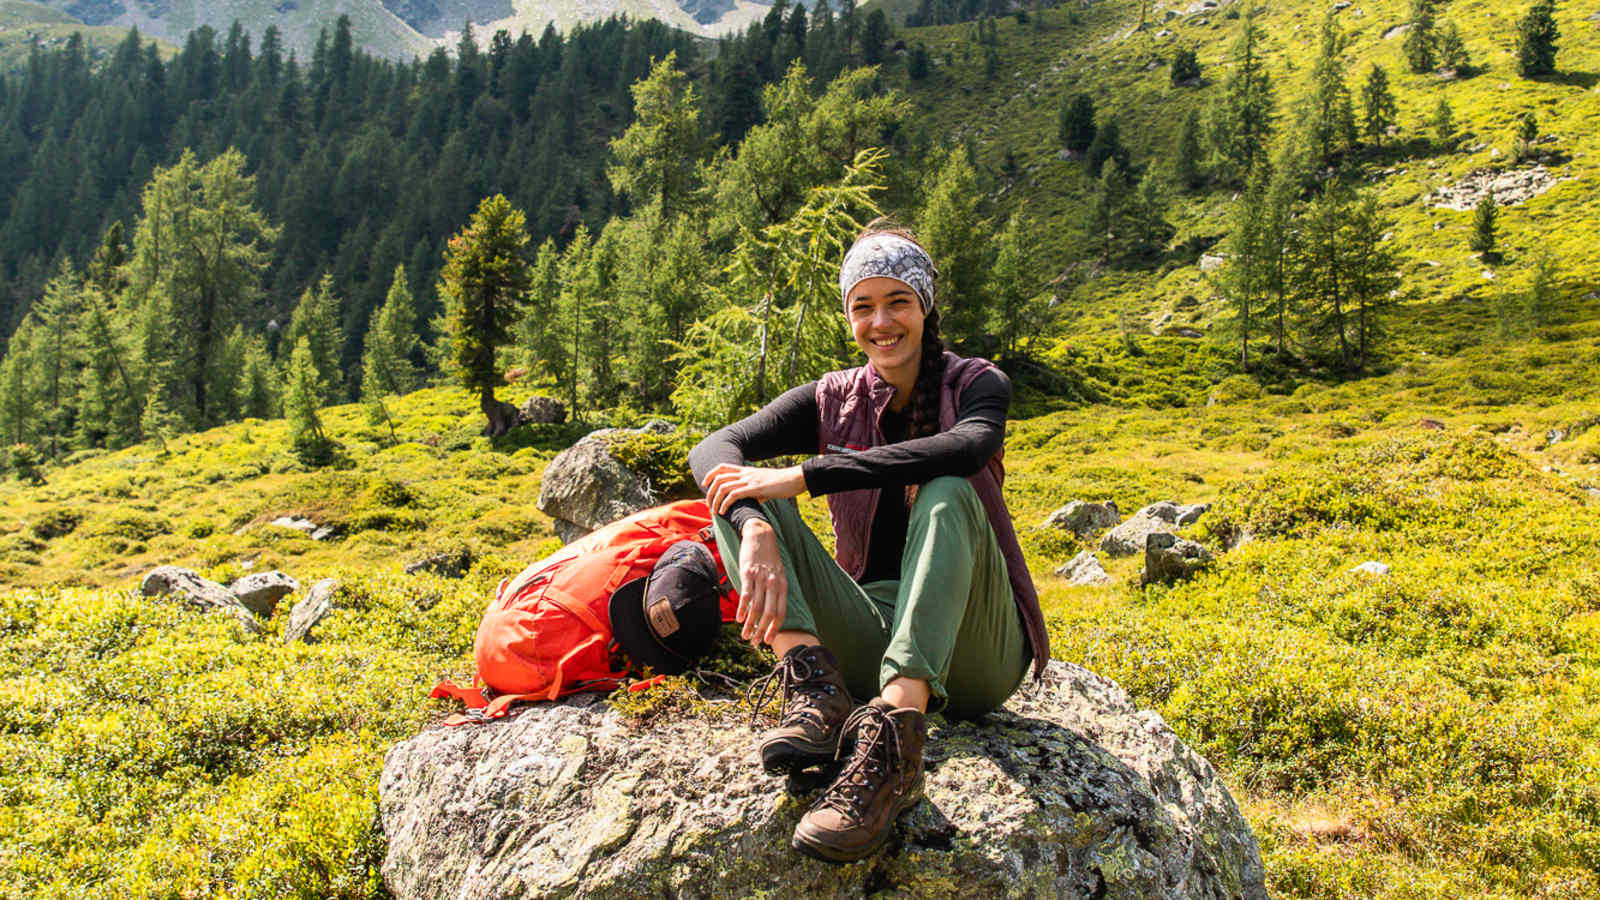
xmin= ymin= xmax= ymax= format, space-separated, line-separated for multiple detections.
xmin=713 ymin=476 xmax=1029 ymax=719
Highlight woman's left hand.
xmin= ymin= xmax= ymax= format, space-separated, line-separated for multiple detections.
xmin=703 ymin=463 xmax=806 ymax=516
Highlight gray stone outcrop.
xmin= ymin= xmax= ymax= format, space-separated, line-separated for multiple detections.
xmin=1041 ymin=500 xmax=1120 ymax=537
xmin=1142 ymin=532 xmax=1216 ymax=586
xmin=379 ymin=660 xmax=1266 ymax=899
xmin=537 ymin=424 xmax=689 ymax=543
xmin=228 ymin=571 xmax=299 ymax=618
xmin=282 ymin=578 xmax=339 ymax=643
xmin=139 ymin=565 xmax=262 ymax=634
xmin=1056 ymin=550 xmax=1113 ymax=586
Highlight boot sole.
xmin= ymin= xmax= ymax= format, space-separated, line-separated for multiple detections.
xmin=759 ymin=736 xmax=839 ymax=775
xmin=790 ymin=775 xmax=925 ymax=865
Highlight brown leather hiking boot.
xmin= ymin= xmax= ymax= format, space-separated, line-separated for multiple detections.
xmin=749 ymin=644 xmax=854 ymax=776
xmin=791 ymin=698 xmax=927 ymax=864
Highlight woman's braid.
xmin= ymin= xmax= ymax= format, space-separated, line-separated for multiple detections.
xmin=907 ymin=307 xmax=947 ymax=440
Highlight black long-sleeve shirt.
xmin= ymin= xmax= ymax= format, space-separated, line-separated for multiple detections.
xmin=688 ymin=368 xmax=1011 ymax=582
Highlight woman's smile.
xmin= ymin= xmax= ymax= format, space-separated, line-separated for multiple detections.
xmin=847 ymin=276 xmax=926 ymax=390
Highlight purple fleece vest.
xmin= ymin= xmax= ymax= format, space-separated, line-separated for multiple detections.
xmin=815 ymin=352 xmax=1050 ymax=679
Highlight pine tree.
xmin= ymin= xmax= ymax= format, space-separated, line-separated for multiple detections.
xmin=1085 ymin=117 xmax=1129 ymax=177
xmin=1436 ymin=23 xmax=1471 ymax=73
xmin=908 ymin=43 xmax=931 ymax=80
xmin=988 ymin=212 xmax=1038 ymax=357
xmin=556 ymin=225 xmax=592 ymax=418
xmin=239 ymin=334 xmax=279 ymax=419
xmin=1220 ymin=166 xmax=1271 ymax=368
xmin=1088 ymin=159 xmax=1132 ymax=263
xmin=1303 ymin=10 xmax=1356 ymax=168
xmin=125 ymin=148 xmax=278 ymax=430
xmin=285 ymin=273 xmax=344 ymax=403
xmin=607 ymin=52 xmax=705 ymax=217
xmin=918 ymin=147 xmax=986 ymax=341
xmin=361 ymin=264 xmax=419 ymax=400
xmin=1344 ymin=190 xmax=1401 ymax=370
xmin=1522 ymin=251 xmax=1560 ymax=327
xmin=29 ymin=261 xmax=83 ymax=459
xmin=1262 ymin=147 xmax=1303 ymax=356
xmin=1059 ymin=93 xmax=1096 ymax=153
xmin=1292 ymin=180 xmax=1357 ymax=367
xmin=284 ymin=335 xmax=332 ymax=464
xmin=0 ymin=328 xmax=38 ymax=448
xmin=1516 ymin=0 xmax=1559 ymax=77
xmin=1432 ymin=97 xmax=1456 ymax=147
xmin=1173 ymin=109 xmax=1206 ymax=190
xmin=861 ymin=9 xmax=890 ymax=64
xmin=1403 ymin=0 xmax=1436 ymax=74
xmin=1170 ymin=47 xmax=1201 ymax=86
xmin=75 ymin=287 xmax=141 ymax=448
xmin=1360 ymin=63 xmax=1397 ymax=147
xmin=440 ymin=194 xmax=533 ymax=436
xmin=1208 ymin=9 xmax=1275 ymax=182
xmin=1124 ymin=174 xmax=1175 ymax=261
xmin=1471 ymin=192 xmax=1498 ymax=257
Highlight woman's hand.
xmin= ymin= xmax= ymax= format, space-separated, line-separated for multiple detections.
xmin=703 ymin=463 xmax=806 ymax=516
xmin=736 ymin=519 xmax=787 ymax=647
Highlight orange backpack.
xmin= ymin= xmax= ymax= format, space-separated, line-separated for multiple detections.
xmin=430 ymin=500 xmax=739 ymax=721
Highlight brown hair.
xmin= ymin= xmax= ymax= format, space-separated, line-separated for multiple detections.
xmin=854 ymin=217 xmax=946 ymax=441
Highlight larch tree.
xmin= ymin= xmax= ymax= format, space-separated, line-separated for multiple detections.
xmin=1208 ymin=8 xmax=1275 ymax=182
xmin=361 ymin=264 xmax=419 ymax=401
xmin=1360 ymin=63 xmax=1397 ymax=147
xmin=439 ymin=194 xmax=534 ymax=437
xmin=988 ymin=212 xmax=1039 ymax=358
xmin=606 ymin=52 xmax=705 ymax=218
xmin=918 ymin=146 xmax=986 ymax=341
xmin=285 ymin=273 xmax=345 ymax=404
xmin=1343 ymin=190 xmax=1401 ymax=370
xmin=125 ymin=148 xmax=279 ymax=430
xmin=1303 ymin=10 xmax=1356 ymax=169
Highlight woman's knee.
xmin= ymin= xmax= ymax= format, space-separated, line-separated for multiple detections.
xmin=911 ymin=476 xmax=983 ymax=520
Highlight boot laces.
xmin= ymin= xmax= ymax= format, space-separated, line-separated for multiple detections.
xmin=746 ymin=649 xmax=835 ymax=729
xmin=814 ymin=703 xmax=902 ymax=816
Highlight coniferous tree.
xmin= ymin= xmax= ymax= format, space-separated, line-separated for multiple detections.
xmin=1361 ymin=63 xmax=1398 ymax=147
xmin=1262 ymin=143 xmax=1305 ymax=356
xmin=1059 ymin=93 xmax=1096 ymax=153
xmin=440 ymin=194 xmax=533 ymax=436
xmin=1516 ymin=0 xmax=1559 ymax=77
xmin=76 ymin=287 xmax=141 ymax=447
xmin=606 ymin=52 xmax=705 ymax=217
xmin=1208 ymin=9 xmax=1274 ymax=182
xmin=861 ymin=9 xmax=891 ymax=64
xmin=238 ymin=334 xmax=279 ymax=419
xmin=1220 ymin=166 xmax=1271 ymax=368
xmin=1432 ymin=97 xmax=1456 ymax=147
xmin=285 ymin=273 xmax=344 ymax=403
xmin=1085 ymin=117 xmax=1129 ymax=177
xmin=1522 ymin=251 xmax=1559 ymax=327
xmin=556 ymin=225 xmax=592 ymax=418
xmin=1171 ymin=47 xmax=1201 ymax=86
xmin=1436 ymin=23 xmax=1471 ymax=72
xmin=1471 ymin=193 xmax=1498 ymax=257
xmin=908 ymin=43 xmax=931 ymax=80
xmin=284 ymin=335 xmax=330 ymax=463
xmin=1344 ymin=190 xmax=1401 ymax=370
xmin=1087 ymin=160 xmax=1132 ymax=263
xmin=0 ymin=327 xmax=38 ymax=447
xmin=1404 ymin=0 xmax=1436 ymax=74
xmin=918 ymin=147 xmax=986 ymax=341
xmin=1124 ymin=174 xmax=1175 ymax=262
xmin=1303 ymin=11 xmax=1356 ymax=168
xmin=1173 ymin=109 xmax=1206 ymax=190
xmin=125 ymin=148 xmax=278 ymax=429
xmin=988 ymin=212 xmax=1039 ymax=357
xmin=361 ymin=265 xmax=419 ymax=401
xmin=29 ymin=262 xmax=83 ymax=459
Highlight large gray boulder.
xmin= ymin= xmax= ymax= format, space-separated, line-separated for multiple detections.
xmin=379 ymin=661 xmax=1266 ymax=899
xmin=537 ymin=422 xmax=688 ymax=543
xmin=229 ymin=571 xmax=299 ymax=618
xmin=139 ymin=565 xmax=262 ymax=634
xmin=1143 ymin=533 xmax=1216 ymax=586
xmin=1041 ymin=500 xmax=1120 ymax=537
xmin=1100 ymin=513 xmax=1175 ymax=558
xmin=1056 ymin=550 xmax=1113 ymax=586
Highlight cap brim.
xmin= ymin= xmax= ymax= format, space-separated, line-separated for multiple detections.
xmin=608 ymin=575 xmax=692 ymax=676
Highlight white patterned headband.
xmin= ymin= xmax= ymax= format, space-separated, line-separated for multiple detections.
xmin=838 ymin=233 xmax=937 ymax=316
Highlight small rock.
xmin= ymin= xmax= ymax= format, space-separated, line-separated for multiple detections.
xmin=1175 ymin=503 xmax=1211 ymax=527
xmin=1587 ymin=488 xmax=1600 ymax=502
xmin=1101 ymin=512 xmax=1175 ymax=558
xmin=1041 ymin=500 xmax=1120 ymax=537
xmin=229 ymin=571 xmax=299 ymax=618
xmin=310 ymin=526 xmax=338 ymax=541
xmin=1331 ymin=0 xmax=1349 ymax=9
xmin=140 ymin=565 xmax=262 ymax=634
xmin=1482 ymin=269 xmax=1496 ymax=280
xmin=1056 ymin=550 xmax=1113 ymax=586
xmin=517 ymin=395 xmax=567 ymax=425
xmin=269 ymin=516 xmax=317 ymax=534
xmin=1383 ymin=23 xmax=1411 ymax=39
xmin=1349 ymin=561 xmax=1391 ymax=577
xmin=1171 ymin=327 xmax=1205 ymax=339
xmin=283 ymin=579 xmax=338 ymax=643
xmin=1546 ymin=428 xmax=1567 ymax=446
xmin=1175 ymin=295 xmax=1199 ymax=310
xmin=404 ymin=548 xmax=475 ymax=579
xmin=1143 ymin=532 xmax=1215 ymax=585
xmin=1489 ymin=147 xmax=1503 ymax=159
xmin=1199 ymin=253 xmax=1227 ymax=272
xmin=1419 ymin=418 xmax=1446 ymax=431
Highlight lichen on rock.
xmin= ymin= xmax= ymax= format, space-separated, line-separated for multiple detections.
xmin=379 ymin=660 xmax=1265 ymax=898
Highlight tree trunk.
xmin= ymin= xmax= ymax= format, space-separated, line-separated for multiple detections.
xmin=480 ymin=387 xmax=518 ymax=437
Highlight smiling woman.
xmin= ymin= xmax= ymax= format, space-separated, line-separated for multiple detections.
xmin=687 ymin=219 xmax=1048 ymax=864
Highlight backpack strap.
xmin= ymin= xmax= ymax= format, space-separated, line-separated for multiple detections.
xmin=430 ymin=678 xmax=489 ymax=710
xmin=540 ymin=584 xmax=610 ymax=635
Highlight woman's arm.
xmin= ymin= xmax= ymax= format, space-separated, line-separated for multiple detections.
xmin=687 ymin=382 xmax=821 ymax=530
xmin=801 ymin=367 xmax=1011 ymax=495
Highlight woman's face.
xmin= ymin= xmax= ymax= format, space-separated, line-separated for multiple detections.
xmin=847 ymin=276 xmax=925 ymax=380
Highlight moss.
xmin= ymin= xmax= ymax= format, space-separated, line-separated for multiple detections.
xmin=602 ymin=429 xmax=700 ymax=498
